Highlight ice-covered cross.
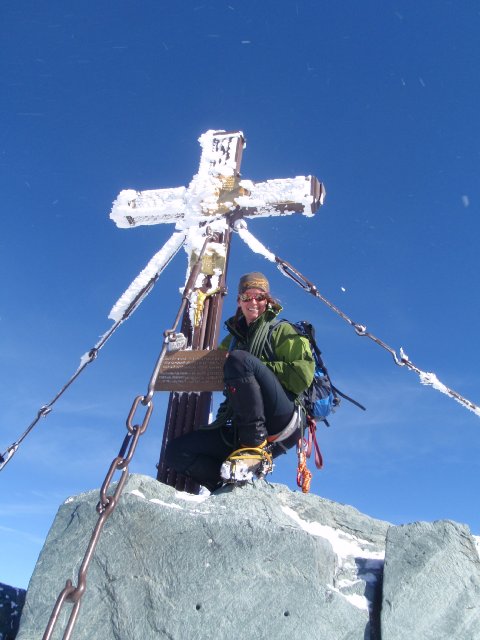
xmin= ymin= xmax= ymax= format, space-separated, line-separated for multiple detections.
xmin=110 ymin=129 xmax=325 ymax=230
xmin=108 ymin=130 xmax=325 ymax=323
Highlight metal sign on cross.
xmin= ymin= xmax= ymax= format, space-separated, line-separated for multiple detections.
xmin=109 ymin=129 xmax=325 ymax=491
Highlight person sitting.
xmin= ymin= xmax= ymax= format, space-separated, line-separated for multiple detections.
xmin=164 ymin=272 xmax=315 ymax=492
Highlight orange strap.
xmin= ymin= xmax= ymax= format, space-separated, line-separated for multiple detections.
xmin=296 ymin=441 xmax=312 ymax=493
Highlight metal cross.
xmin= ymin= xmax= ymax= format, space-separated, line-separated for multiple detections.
xmin=109 ymin=129 xmax=325 ymax=492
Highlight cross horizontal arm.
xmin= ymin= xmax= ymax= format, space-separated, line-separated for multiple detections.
xmin=110 ymin=187 xmax=187 ymax=228
xmin=236 ymin=175 xmax=325 ymax=218
xmin=109 ymin=130 xmax=325 ymax=230
xmin=110 ymin=175 xmax=325 ymax=229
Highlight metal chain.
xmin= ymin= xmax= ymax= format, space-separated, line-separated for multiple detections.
xmin=42 ymin=231 xmax=214 ymax=640
xmin=0 ymin=232 xmax=187 ymax=473
xmin=274 ymin=256 xmax=480 ymax=416
xmin=232 ymin=222 xmax=480 ymax=417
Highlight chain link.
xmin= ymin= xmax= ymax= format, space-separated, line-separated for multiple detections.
xmin=272 ymin=255 xmax=480 ymax=416
xmin=42 ymin=231 xmax=214 ymax=640
xmin=231 ymin=224 xmax=480 ymax=418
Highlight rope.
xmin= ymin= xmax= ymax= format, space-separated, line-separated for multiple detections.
xmin=234 ymin=224 xmax=480 ymax=420
xmin=296 ymin=444 xmax=312 ymax=494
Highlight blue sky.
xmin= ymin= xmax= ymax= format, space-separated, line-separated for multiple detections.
xmin=1 ymin=0 xmax=480 ymax=589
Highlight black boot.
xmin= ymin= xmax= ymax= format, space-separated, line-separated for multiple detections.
xmin=225 ymin=375 xmax=267 ymax=446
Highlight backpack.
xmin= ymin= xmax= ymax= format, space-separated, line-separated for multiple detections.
xmin=267 ymin=319 xmax=365 ymax=424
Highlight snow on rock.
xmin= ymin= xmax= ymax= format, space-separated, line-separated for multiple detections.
xmin=14 ymin=476 xmax=480 ymax=640
xmin=16 ymin=476 xmax=386 ymax=640
xmin=474 ymin=535 xmax=480 ymax=559
xmin=281 ymin=505 xmax=384 ymax=611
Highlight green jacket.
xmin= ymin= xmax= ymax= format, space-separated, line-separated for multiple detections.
xmin=220 ymin=305 xmax=315 ymax=397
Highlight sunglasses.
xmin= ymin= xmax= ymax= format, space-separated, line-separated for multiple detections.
xmin=239 ymin=293 xmax=267 ymax=302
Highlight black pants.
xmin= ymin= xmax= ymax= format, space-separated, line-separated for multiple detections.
xmin=164 ymin=350 xmax=297 ymax=491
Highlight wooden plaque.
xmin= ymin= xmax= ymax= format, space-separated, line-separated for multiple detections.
xmin=155 ymin=349 xmax=228 ymax=392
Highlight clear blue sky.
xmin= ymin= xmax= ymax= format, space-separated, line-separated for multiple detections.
xmin=1 ymin=1 xmax=479 ymax=589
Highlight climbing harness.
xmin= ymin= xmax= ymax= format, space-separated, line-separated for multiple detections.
xmin=267 ymin=406 xmax=303 ymax=444
xmin=235 ymin=223 xmax=480 ymax=419
xmin=42 ymin=233 xmax=213 ymax=640
xmin=0 ymin=231 xmax=187 ymax=472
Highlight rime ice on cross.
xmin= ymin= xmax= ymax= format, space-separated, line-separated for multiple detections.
xmin=110 ymin=129 xmax=325 ymax=230
xmin=108 ymin=130 xmax=325 ymax=323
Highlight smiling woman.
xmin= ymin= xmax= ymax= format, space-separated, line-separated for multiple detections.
xmin=165 ymin=271 xmax=315 ymax=491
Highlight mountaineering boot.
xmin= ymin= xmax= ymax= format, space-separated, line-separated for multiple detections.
xmin=220 ymin=441 xmax=273 ymax=484
xmin=220 ymin=375 xmax=271 ymax=484
xmin=224 ymin=375 xmax=267 ymax=446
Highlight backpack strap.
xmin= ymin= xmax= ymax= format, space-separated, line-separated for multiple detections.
xmin=331 ymin=385 xmax=366 ymax=411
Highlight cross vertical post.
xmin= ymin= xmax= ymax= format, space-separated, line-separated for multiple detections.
xmin=156 ymin=224 xmax=237 ymax=493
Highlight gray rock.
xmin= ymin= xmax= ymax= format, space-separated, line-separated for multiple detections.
xmin=17 ymin=475 xmax=388 ymax=640
xmin=0 ymin=582 xmax=25 ymax=640
xmin=381 ymin=520 xmax=480 ymax=640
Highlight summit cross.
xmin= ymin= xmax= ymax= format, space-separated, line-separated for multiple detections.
xmin=109 ymin=129 xmax=325 ymax=491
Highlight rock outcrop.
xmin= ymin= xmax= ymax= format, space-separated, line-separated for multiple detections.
xmin=381 ymin=520 xmax=480 ymax=638
xmin=15 ymin=475 xmax=480 ymax=639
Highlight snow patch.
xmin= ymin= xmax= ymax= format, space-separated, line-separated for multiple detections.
xmin=281 ymin=506 xmax=383 ymax=561
xmin=328 ymin=585 xmax=370 ymax=611
xmin=128 ymin=489 xmax=146 ymax=499
xmin=473 ymin=535 xmax=480 ymax=559
xmin=281 ymin=505 xmax=384 ymax=611
xmin=175 ymin=490 xmax=210 ymax=503
xmin=149 ymin=498 xmax=183 ymax=510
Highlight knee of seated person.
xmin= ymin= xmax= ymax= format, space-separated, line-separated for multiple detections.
xmin=224 ymin=349 xmax=250 ymax=377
